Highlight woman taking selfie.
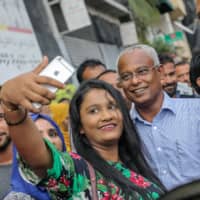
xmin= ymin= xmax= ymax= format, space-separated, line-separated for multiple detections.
xmin=0 ymin=58 xmax=164 ymax=199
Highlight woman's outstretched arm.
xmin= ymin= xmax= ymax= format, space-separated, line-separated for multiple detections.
xmin=0 ymin=57 xmax=64 ymax=177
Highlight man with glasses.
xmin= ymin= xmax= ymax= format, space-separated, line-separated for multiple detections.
xmin=0 ymin=103 xmax=12 ymax=199
xmin=117 ymin=44 xmax=200 ymax=191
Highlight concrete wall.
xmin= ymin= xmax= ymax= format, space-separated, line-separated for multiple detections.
xmin=23 ymin=0 xmax=61 ymax=60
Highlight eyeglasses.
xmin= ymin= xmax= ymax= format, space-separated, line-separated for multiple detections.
xmin=119 ymin=66 xmax=156 ymax=82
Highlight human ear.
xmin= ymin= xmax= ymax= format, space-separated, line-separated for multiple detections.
xmin=117 ymin=81 xmax=123 ymax=88
xmin=196 ymin=77 xmax=200 ymax=87
xmin=157 ymin=64 xmax=164 ymax=73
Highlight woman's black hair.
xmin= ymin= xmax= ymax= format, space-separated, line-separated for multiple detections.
xmin=69 ymin=79 xmax=165 ymax=199
xmin=190 ymin=54 xmax=200 ymax=94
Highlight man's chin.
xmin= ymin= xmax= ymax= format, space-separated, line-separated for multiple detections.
xmin=127 ymin=93 xmax=146 ymax=103
xmin=133 ymin=97 xmax=152 ymax=108
xmin=166 ymin=90 xmax=176 ymax=97
xmin=0 ymin=137 xmax=11 ymax=152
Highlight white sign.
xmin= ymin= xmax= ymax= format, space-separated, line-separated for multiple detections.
xmin=60 ymin=0 xmax=91 ymax=31
xmin=0 ymin=0 xmax=42 ymax=84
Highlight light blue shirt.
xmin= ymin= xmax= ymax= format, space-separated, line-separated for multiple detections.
xmin=130 ymin=92 xmax=200 ymax=190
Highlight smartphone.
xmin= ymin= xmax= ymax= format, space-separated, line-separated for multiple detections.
xmin=33 ymin=56 xmax=75 ymax=108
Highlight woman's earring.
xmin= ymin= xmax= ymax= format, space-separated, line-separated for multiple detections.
xmin=80 ymin=129 xmax=85 ymax=134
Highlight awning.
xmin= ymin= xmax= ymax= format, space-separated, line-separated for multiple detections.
xmin=85 ymin=0 xmax=130 ymax=18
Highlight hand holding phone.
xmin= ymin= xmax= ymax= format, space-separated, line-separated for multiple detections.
xmin=33 ymin=56 xmax=75 ymax=108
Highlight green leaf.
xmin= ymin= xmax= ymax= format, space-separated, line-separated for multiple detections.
xmin=150 ymin=38 xmax=175 ymax=54
xmin=128 ymin=0 xmax=160 ymax=26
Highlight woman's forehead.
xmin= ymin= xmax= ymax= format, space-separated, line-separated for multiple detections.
xmin=35 ymin=118 xmax=54 ymax=128
xmin=82 ymin=88 xmax=115 ymax=105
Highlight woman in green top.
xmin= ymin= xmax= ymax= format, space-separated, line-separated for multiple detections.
xmin=0 ymin=58 xmax=165 ymax=200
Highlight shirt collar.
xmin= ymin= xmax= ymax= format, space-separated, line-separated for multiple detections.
xmin=130 ymin=92 xmax=176 ymax=121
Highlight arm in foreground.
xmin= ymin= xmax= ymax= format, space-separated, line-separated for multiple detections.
xmin=0 ymin=57 xmax=64 ymax=177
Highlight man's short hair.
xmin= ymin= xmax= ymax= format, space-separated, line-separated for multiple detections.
xmin=175 ymin=61 xmax=189 ymax=68
xmin=96 ymin=69 xmax=117 ymax=80
xmin=77 ymin=59 xmax=106 ymax=83
xmin=159 ymin=54 xmax=174 ymax=65
xmin=116 ymin=44 xmax=160 ymax=69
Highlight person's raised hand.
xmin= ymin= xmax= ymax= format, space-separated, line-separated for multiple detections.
xmin=0 ymin=56 xmax=65 ymax=113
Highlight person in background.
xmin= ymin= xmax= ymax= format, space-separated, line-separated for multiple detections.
xmin=50 ymin=83 xmax=76 ymax=152
xmin=96 ymin=70 xmax=119 ymax=88
xmin=159 ymin=54 xmax=194 ymax=98
xmin=40 ymin=104 xmax=51 ymax=116
xmin=53 ymin=83 xmax=76 ymax=104
xmin=159 ymin=54 xmax=177 ymax=97
xmin=0 ymin=104 xmax=13 ymax=199
xmin=50 ymin=102 xmax=71 ymax=151
xmin=40 ymin=83 xmax=76 ymax=117
xmin=117 ymin=44 xmax=200 ymax=191
xmin=0 ymin=57 xmax=164 ymax=199
xmin=175 ymin=61 xmax=191 ymax=86
xmin=4 ymin=113 xmax=66 ymax=200
xmin=77 ymin=59 xmax=106 ymax=83
xmin=190 ymin=53 xmax=200 ymax=95
xmin=96 ymin=69 xmax=132 ymax=109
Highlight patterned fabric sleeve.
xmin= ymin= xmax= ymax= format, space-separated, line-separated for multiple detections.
xmin=18 ymin=139 xmax=92 ymax=199
xmin=18 ymin=139 xmax=163 ymax=200
xmin=18 ymin=139 xmax=66 ymax=185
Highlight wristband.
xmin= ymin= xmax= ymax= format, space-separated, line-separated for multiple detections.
xmin=1 ymin=100 xmax=19 ymax=112
xmin=1 ymin=101 xmax=28 ymax=126
xmin=4 ymin=108 xmax=28 ymax=126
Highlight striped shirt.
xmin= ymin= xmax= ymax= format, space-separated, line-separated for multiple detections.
xmin=130 ymin=92 xmax=200 ymax=190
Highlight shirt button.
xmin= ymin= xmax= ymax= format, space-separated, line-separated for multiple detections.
xmin=153 ymin=126 xmax=157 ymax=130
xmin=162 ymin=170 xmax=167 ymax=174
xmin=157 ymin=147 xmax=162 ymax=152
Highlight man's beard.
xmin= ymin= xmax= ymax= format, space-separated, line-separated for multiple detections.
xmin=0 ymin=134 xmax=11 ymax=152
xmin=167 ymin=88 xmax=176 ymax=97
xmin=164 ymin=84 xmax=177 ymax=97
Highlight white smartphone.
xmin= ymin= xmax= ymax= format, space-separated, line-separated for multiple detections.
xmin=33 ymin=56 xmax=75 ymax=108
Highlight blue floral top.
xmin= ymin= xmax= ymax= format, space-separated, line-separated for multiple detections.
xmin=19 ymin=140 xmax=163 ymax=200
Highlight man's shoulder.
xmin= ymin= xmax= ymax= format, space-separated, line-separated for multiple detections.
xmin=171 ymin=98 xmax=200 ymax=113
xmin=173 ymin=97 xmax=199 ymax=104
xmin=162 ymin=95 xmax=199 ymax=118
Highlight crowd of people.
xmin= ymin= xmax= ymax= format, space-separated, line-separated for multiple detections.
xmin=0 ymin=44 xmax=200 ymax=200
